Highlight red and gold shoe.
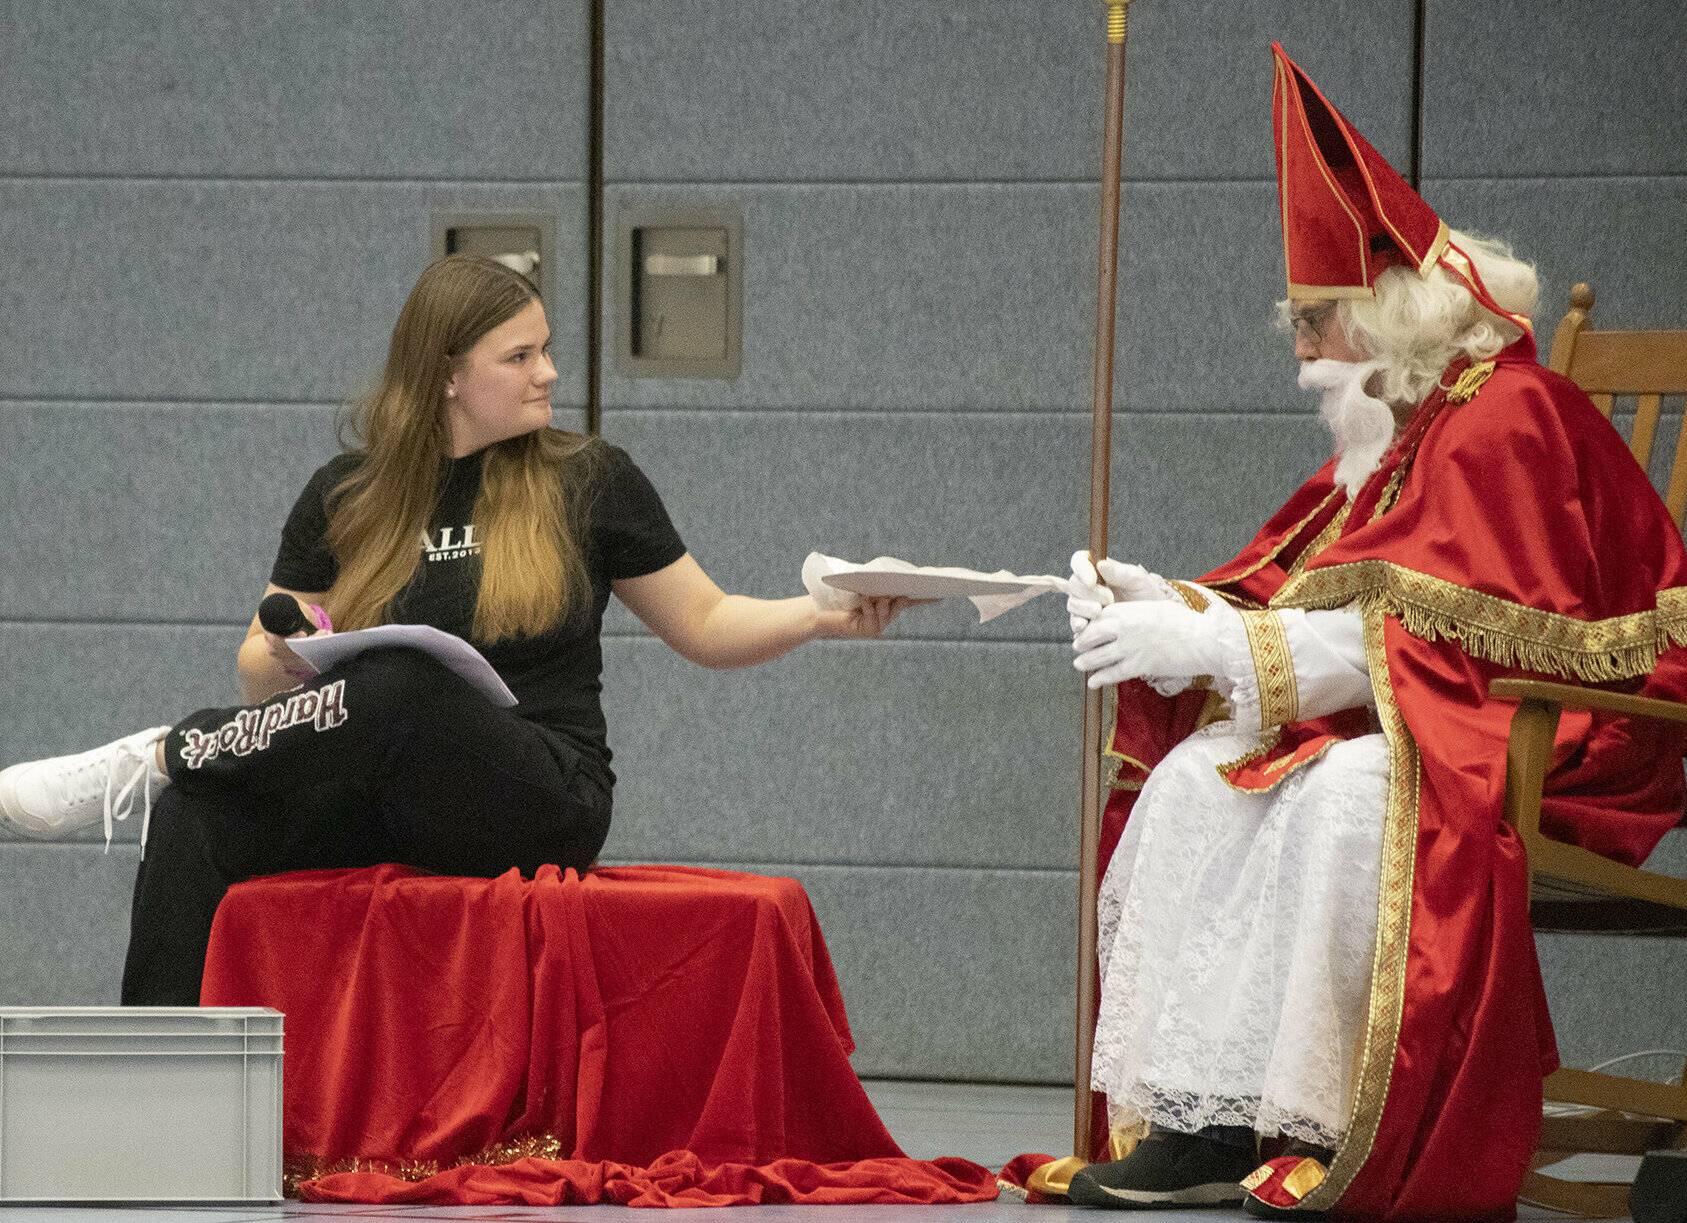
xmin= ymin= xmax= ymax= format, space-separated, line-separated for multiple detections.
xmin=1241 ymin=1155 xmax=1330 ymax=1219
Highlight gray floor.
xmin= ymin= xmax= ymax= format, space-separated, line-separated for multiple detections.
xmin=0 ymin=1081 xmax=1630 ymax=1221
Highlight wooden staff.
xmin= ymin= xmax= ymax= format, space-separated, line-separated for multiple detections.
xmin=1075 ymin=0 xmax=1134 ymax=1160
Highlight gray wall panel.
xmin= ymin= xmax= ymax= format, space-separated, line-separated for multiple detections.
xmin=1424 ymin=178 xmax=1687 ymax=332
xmin=0 ymin=843 xmax=137 ymax=1005
xmin=0 ymin=181 xmax=589 ymax=405
xmin=1538 ymin=931 xmax=1687 ymax=1078
xmin=1 ymin=403 xmax=340 ymax=623
xmin=0 ymin=0 xmax=590 ymax=179
xmin=598 ymin=409 xmax=1330 ymax=642
xmin=605 ymin=0 xmax=1411 ymax=184
xmin=787 ymin=864 xmax=1075 ymax=1082
xmin=600 ymin=637 xmax=1078 ymax=870
xmin=1422 ymin=0 xmax=1687 ymax=178
xmin=601 ymin=183 xmax=1301 ymax=413
xmin=0 ymin=624 xmax=245 ymax=844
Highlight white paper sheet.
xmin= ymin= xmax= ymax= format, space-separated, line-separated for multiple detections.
xmin=287 ymin=624 xmax=518 ymax=707
xmin=802 ymin=552 xmax=1073 ymax=623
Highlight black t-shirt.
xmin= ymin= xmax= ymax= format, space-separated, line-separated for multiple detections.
xmin=269 ymin=439 xmax=686 ymax=776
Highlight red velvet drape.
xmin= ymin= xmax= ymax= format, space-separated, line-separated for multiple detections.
xmin=202 ymin=863 xmax=997 ymax=1206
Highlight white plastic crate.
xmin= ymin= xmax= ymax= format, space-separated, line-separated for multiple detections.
xmin=0 ymin=1007 xmax=282 ymax=1203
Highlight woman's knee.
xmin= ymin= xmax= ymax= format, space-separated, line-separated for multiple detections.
xmin=339 ymin=646 xmax=476 ymax=717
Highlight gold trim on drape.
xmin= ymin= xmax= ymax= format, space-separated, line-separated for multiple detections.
xmin=283 ymin=1132 xmax=567 ymax=1195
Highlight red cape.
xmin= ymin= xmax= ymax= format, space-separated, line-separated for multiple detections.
xmin=1092 ymin=340 xmax=1687 ymax=1221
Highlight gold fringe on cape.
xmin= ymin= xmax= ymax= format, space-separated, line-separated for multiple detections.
xmin=1276 ymin=562 xmax=1687 ymax=684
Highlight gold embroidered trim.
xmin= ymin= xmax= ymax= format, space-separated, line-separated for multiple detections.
xmin=1281 ymin=1157 xmax=1329 ymax=1201
xmin=1213 ymin=587 xmax=1264 ymax=610
xmin=1195 ymin=688 xmax=1231 ymax=730
xmin=1275 ymin=562 xmax=1687 ymax=683
xmin=1369 ymin=459 xmax=1409 ymax=522
xmin=1445 ymin=359 xmax=1496 ymax=405
xmin=1224 ymin=488 xmax=1346 ymax=586
xmin=1243 ymin=610 xmax=1301 ymax=728
xmin=996 ymin=1177 xmax=1032 ymax=1202
xmin=1222 ymin=736 xmax=1344 ymax=796
xmin=1298 ymin=610 xmax=1420 ymax=1211
xmin=1287 ymin=502 xmax=1352 ymax=578
xmin=1215 ymin=727 xmax=1283 ymax=789
xmin=284 ymin=1132 xmax=567 ymax=1195
xmin=1103 ymin=687 xmax=1151 ymax=790
xmin=1168 ymin=579 xmax=1211 ymax=612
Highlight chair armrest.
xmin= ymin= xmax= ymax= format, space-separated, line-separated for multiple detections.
xmin=1489 ymin=677 xmax=1687 ymax=910
xmin=1490 ymin=677 xmax=1687 ymax=725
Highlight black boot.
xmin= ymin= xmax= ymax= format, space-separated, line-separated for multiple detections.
xmin=1068 ymin=1127 xmax=1259 ymax=1209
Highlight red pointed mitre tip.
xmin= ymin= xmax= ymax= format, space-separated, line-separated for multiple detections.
xmin=1272 ymin=42 xmax=1447 ymax=298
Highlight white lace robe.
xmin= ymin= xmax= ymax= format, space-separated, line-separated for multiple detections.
xmin=1092 ymin=606 xmax=1384 ymax=1149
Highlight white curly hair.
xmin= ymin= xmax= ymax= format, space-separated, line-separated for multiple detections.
xmin=1277 ymin=229 xmax=1540 ymax=406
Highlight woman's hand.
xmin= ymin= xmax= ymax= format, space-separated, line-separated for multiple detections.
xmin=617 ymin=555 xmax=933 ymax=666
xmin=262 ymin=628 xmax=315 ymax=680
xmin=238 ymin=584 xmax=329 ymax=703
xmin=813 ymin=594 xmax=922 ymax=640
xmin=261 ymin=596 xmax=332 ymax=679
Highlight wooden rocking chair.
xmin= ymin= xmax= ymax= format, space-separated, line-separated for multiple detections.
xmin=1492 ymin=283 xmax=1687 ymax=1217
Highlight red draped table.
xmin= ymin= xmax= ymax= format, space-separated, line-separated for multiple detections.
xmin=201 ymin=863 xmax=994 ymax=1206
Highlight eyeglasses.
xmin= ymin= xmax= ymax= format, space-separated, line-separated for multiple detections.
xmin=1289 ymin=303 xmax=1337 ymax=341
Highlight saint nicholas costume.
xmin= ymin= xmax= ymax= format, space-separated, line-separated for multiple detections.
xmin=1024 ymin=44 xmax=1687 ymax=1223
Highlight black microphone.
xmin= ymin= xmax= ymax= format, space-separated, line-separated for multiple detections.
xmin=258 ymin=592 xmax=317 ymax=638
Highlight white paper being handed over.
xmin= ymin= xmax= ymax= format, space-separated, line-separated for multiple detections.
xmin=802 ymin=552 xmax=1075 ymax=624
xmin=286 ymin=624 xmax=518 ymax=707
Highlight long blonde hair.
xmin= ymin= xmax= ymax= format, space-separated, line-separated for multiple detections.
xmin=325 ymin=255 xmax=600 ymax=642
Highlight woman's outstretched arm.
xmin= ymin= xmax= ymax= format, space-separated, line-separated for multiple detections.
xmin=236 ymin=583 xmax=329 ymax=704
xmin=613 ymin=554 xmax=913 ymax=669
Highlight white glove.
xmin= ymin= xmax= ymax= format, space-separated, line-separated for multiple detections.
xmin=1066 ymin=552 xmax=1181 ymax=634
xmin=1072 ymin=601 xmax=1228 ymax=691
xmin=1066 ymin=551 xmax=1115 ymax=634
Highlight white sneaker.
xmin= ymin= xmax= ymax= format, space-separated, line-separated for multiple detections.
xmin=0 ymin=726 xmax=173 ymax=849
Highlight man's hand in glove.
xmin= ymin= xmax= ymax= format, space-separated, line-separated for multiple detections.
xmin=1072 ymin=600 xmax=1228 ymax=691
xmin=1066 ymin=551 xmax=1181 ymax=635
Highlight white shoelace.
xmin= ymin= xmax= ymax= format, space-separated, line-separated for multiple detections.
xmin=85 ymin=735 xmax=159 ymax=850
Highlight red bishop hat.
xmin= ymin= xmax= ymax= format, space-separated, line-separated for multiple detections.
xmin=1271 ymin=42 xmax=1529 ymax=330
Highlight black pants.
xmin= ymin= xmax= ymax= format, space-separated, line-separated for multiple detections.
xmin=121 ymin=646 xmax=612 ymax=1005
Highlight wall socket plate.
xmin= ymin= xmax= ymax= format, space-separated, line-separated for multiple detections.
xmin=614 ymin=205 xmax=743 ymax=380
xmin=431 ymin=211 xmax=557 ymax=311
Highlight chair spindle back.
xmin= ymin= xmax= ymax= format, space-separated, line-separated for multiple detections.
xmin=1547 ymin=282 xmax=1687 ymax=526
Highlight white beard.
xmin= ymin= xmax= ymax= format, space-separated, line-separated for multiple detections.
xmin=1298 ymin=358 xmax=1395 ymax=500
